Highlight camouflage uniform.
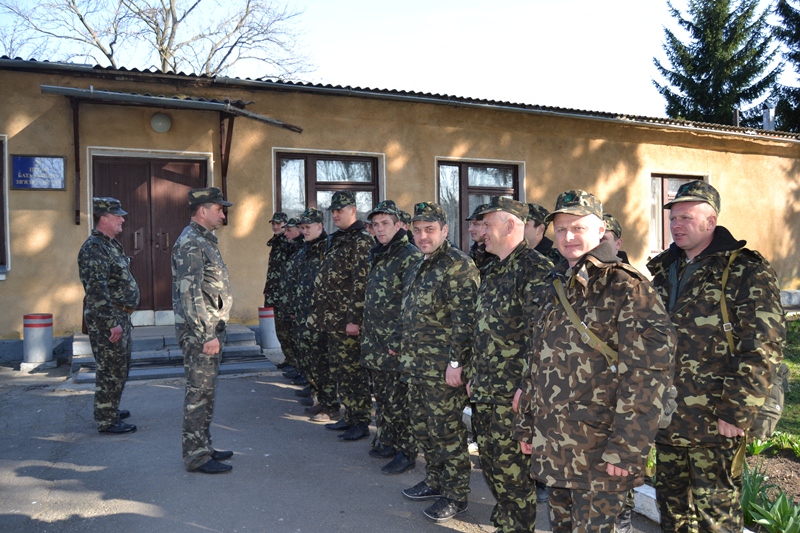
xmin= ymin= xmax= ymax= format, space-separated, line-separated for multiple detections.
xmin=273 ymin=229 xmax=304 ymax=369
xmin=468 ymin=242 xmax=495 ymax=280
xmin=360 ymin=224 xmax=421 ymax=456
xmin=528 ymin=203 xmax=563 ymax=266
xmin=515 ymin=238 xmax=676 ymax=533
xmin=263 ymin=214 xmax=297 ymax=367
xmin=647 ymin=205 xmax=785 ymax=531
xmin=471 ymin=201 xmax=552 ymax=532
xmin=78 ymin=198 xmax=140 ymax=431
xmin=172 ymin=188 xmax=233 ymax=471
xmin=399 ymin=230 xmax=479 ymax=503
xmin=308 ymin=202 xmax=373 ymax=426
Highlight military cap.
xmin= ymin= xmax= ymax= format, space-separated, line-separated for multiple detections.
xmin=269 ymin=212 xmax=288 ymax=224
xmin=527 ymin=203 xmax=550 ymax=226
xmin=285 ymin=217 xmax=299 ymax=228
xmin=398 ymin=210 xmax=412 ymax=225
xmin=479 ymin=196 xmax=528 ymax=223
xmin=663 ymin=180 xmax=720 ymax=214
xmin=93 ymin=197 xmax=128 ymax=217
xmin=603 ymin=213 xmax=622 ymax=238
xmin=298 ymin=207 xmax=324 ymax=224
xmin=188 ymin=187 xmax=232 ymax=207
xmin=368 ymin=199 xmax=402 ymax=220
xmin=544 ymin=189 xmax=602 ymax=224
xmin=411 ymin=201 xmax=447 ymax=224
xmin=328 ymin=190 xmax=357 ymax=210
xmin=466 ymin=203 xmax=489 ymax=221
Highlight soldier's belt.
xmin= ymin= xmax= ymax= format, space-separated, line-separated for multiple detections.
xmin=113 ymin=304 xmax=136 ymax=315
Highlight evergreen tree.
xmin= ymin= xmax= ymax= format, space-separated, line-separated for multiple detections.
xmin=653 ymin=0 xmax=781 ymax=125
xmin=775 ymin=0 xmax=800 ymax=132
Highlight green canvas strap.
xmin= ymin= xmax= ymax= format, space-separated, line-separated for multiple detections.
xmin=720 ymin=249 xmax=742 ymax=352
xmin=552 ymin=278 xmax=619 ymax=372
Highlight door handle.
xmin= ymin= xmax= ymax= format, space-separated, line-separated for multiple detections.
xmin=164 ymin=232 xmax=169 ymax=249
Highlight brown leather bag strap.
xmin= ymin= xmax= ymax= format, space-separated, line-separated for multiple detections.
xmin=720 ymin=249 xmax=742 ymax=353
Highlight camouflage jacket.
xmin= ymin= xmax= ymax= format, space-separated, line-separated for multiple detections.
xmin=398 ymin=240 xmax=479 ymax=385
xmin=515 ymin=241 xmax=676 ymax=491
xmin=288 ymin=232 xmax=328 ymax=324
xmin=360 ymin=230 xmax=422 ymax=372
xmin=171 ymin=221 xmax=232 ymax=345
xmin=647 ymin=226 xmax=785 ymax=448
xmin=308 ymin=221 xmax=373 ymax=332
xmin=534 ymin=236 xmax=563 ymax=266
xmin=78 ymin=229 xmax=140 ymax=329
xmin=470 ymin=241 xmax=552 ymax=405
xmin=263 ymin=233 xmax=295 ymax=308
xmin=274 ymin=236 xmax=305 ymax=320
xmin=469 ymin=242 xmax=495 ymax=280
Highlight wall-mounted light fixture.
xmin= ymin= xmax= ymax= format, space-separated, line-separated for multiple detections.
xmin=150 ymin=112 xmax=171 ymax=133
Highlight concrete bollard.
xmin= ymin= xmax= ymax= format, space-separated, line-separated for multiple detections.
xmin=258 ymin=307 xmax=280 ymax=349
xmin=21 ymin=313 xmax=56 ymax=372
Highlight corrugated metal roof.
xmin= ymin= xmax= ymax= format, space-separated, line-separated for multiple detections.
xmin=3 ymin=55 xmax=798 ymax=141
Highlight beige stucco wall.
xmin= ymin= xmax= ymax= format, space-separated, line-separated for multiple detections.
xmin=1 ymin=67 xmax=799 ymax=339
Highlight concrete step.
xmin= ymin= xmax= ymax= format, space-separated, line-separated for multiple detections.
xmin=73 ymin=358 xmax=277 ymax=383
xmin=72 ymin=344 xmax=263 ymax=373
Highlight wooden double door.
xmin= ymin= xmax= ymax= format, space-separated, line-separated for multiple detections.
xmin=93 ymin=158 xmax=206 ymax=311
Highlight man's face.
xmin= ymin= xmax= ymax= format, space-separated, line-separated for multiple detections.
xmin=481 ymin=211 xmax=508 ymax=255
xmin=600 ymin=231 xmax=622 ymax=252
xmin=271 ymin=221 xmax=286 ymax=235
xmin=201 ymin=203 xmax=226 ymax=231
xmin=99 ymin=213 xmax=125 ymax=237
xmin=524 ymin=220 xmax=544 ymax=248
xmin=299 ymin=222 xmax=323 ymax=241
xmin=412 ymin=220 xmax=448 ymax=256
xmin=284 ymin=227 xmax=301 ymax=240
xmin=371 ymin=213 xmax=401 ymax=245
xmin=467 ymin=220 xmax=484 ymax=243
xmin=331 ymin=205 xmax=356 ymax=229
xmin=669 ymin=201 xmax=716 ymax=259
xmin=553 ymin=213 xmax=604 ymax=267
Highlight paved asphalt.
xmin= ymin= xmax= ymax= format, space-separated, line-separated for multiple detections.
xmin=0 ymin=365 xmax=660 ymax=533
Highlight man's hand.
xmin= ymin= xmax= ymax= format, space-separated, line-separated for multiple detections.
xmin=512 ymin=388 xmax=523 ymax=413
xmin=345 ymin=323 xmax=360 ymax=336
xmin=445 ymin=365 xmax=463 ymax=387
xmin=519 ymin=441 xmax=532 ymax=455
xmin=718 ymin=418 xmax=745 ymax=438
xmin=606 ymin=463 xmax=630 ymax=477
xmin=466 ymin=379 xmax=472 ymax=398
xmin=109 ymin=325 xmax=123 ymax=343
xmin=203 ymin=337 xmax=221 ymax=355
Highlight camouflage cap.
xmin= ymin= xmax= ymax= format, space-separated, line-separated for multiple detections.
xmin=285 ymin=217 xmax=299 ymax=228
xmin=544 ymin=189 xmax=602 ymax=224
xmin=298 ymin=207 xmax=324 ymax=225
xmin=466 ymin=203 xmax=489 ymax=221
xmin=328 ymin=190 xmax=356 ymax=210
xmin=269 ymin=212 xmax=288 ymax=224
xmin=188 ymin=187 xmax=232 ymax=207
xmin=93 ymin=197 xmax=128 ymax=217
xmin=527 ymin=203 xmax=550 ymax=226
xmin=398 ymin=210 xmax=412 ymax=225
xmin=368 ymin=199 xmax=402 ymax=220
xmin=663 ymin=180 xmax=720 ymax=214
xmin=411 ymin=201 xmax=447 ymax=224
xmin=478 ymin=196 xmax=528 ymax=222
xmin=603 ymin=213 xmax=622 ymax=238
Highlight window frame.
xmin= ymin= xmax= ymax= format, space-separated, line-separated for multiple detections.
xmin=0 ymin=135 xmax=7 ymax=279
xmin=650 ymin=173 xmax=707 ymax=253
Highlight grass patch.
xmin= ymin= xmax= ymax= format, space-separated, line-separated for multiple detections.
xmin=777 ymin=340 xmax=800 ymax=435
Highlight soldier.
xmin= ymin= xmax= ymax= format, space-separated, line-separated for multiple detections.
xmin=172 ymin=187 xmax=234 ymax=474
xmin=515 ymin=190 xmax=676 ymax=533
xmin=466 ymin=203 xmax=494 ymax=278
xmin=273 ymin=218 xmax=304 ymax=375
xmin=601 ymin=213 xmax=629 ymax=264
xmin=308 ymin=190 xmax=374 ymax=441
xmin=262 ymin=212 xmax=295 ymax=370
xmin=646 ymin=181 xmax=785 ymax=533
xmin=290 ymin=208 xmax=340 ymax=422
xmin=399 ymin=202 xmax=479 ymax=523
xmin=524 ymin=202 xmax=562 ymax=265
xmin=399 ymin=209 xmax=415 ymax=246
xmin=468 ymin=197 xmax=552 ymax=532
xmin=359 ymin=200 xmax=422 ymax=474
xmin=78 ymin=197 xmax=140 ymax=434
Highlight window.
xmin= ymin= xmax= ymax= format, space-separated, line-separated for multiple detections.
xmin=438 ymin=160 xmax=520 ymax=251
xmin=276 ymin=152 xmax=379 ymax=233
xmin=650 ymin=173 xmax=705 ymax=253
xmin=0 ymin=137 xmax=6 ymax=279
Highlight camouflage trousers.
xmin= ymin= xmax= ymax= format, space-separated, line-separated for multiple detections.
xmin=548 ymin=487 xmax=625 ymax=533
xmin=86 ymin=313 xmax=132 ymax=430
xmin=181 ymin=330 xmax=226 ymax=471
xmin=371 ymin=370 xmax=415 ymax=457
xmin=656 ymin=441 xmax=743 ymax=533
xmin=473 ymin=402 xmax=537 ymax=532
xmin=274 ymin=316 xmax=296 ymax=368
xmin=328 ymin=332 xmax=371 ymax=425
xmin=409 ymin=381 xmax=470 ymax=501
xmin=294 ymin=326 xmax=338 ymax=411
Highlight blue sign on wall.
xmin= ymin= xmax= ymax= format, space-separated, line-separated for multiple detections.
xmin=12 ymin=156 xmax=66 ymax=190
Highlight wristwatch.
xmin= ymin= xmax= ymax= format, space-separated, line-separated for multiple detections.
xmin=449 ymin=361 xmax=460 ymax=369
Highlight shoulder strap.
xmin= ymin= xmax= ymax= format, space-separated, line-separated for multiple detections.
xmin=720 ymin=249 xmax=742 ymax=352
xmin=552 ymin=278 xmax=619 ymax=371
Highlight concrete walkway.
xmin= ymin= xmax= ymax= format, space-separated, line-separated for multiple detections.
xmin=0 ymin=366 xmax=660 ymax=533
